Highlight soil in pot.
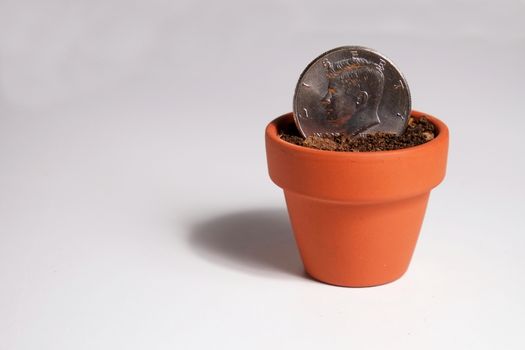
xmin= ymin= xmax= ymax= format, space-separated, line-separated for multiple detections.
xmin=280 ymin=116 xmax=435 ymax=152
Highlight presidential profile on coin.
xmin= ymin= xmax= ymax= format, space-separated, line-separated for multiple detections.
xmin=293 ymin=46 xmax=411 ymax=138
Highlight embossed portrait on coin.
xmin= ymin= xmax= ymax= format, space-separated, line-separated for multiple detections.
xmin=321 ymin=57 xmax=385 ymax=135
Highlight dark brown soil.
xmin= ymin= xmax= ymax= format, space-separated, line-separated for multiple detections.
xmin=279 ymin=116 xmax=436 ymax=152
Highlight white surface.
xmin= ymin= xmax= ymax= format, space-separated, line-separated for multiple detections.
xmin=1 ymin=0 xmax=524 ymax=349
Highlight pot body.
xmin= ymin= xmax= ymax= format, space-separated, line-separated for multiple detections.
xmin=265 ymin=111 xmax=449 ymax=287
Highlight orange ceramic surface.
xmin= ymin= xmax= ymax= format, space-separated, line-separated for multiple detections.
xmin=265 ymin=111 xmax=449 ymax=287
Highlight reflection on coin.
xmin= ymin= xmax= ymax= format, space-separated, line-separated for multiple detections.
xmin=293 ymin=46 xmax=411 ymax=138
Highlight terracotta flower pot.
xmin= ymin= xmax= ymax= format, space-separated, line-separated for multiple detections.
xmin=265 ymin=110 xmax=449 ymax=287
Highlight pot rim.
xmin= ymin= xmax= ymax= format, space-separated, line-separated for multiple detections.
xmin=266 ymin=110 xmax=448 ymax=159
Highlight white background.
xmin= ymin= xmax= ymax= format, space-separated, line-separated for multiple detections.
xmin=1 ymin=0 xmax=524 ymax=349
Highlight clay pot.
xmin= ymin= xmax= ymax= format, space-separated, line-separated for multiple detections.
xmin=265 ymin=110 xmax=449 ymax=287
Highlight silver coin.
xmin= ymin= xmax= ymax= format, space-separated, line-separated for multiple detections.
xmin=293 ymin=46 xmax=411 ymax=138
